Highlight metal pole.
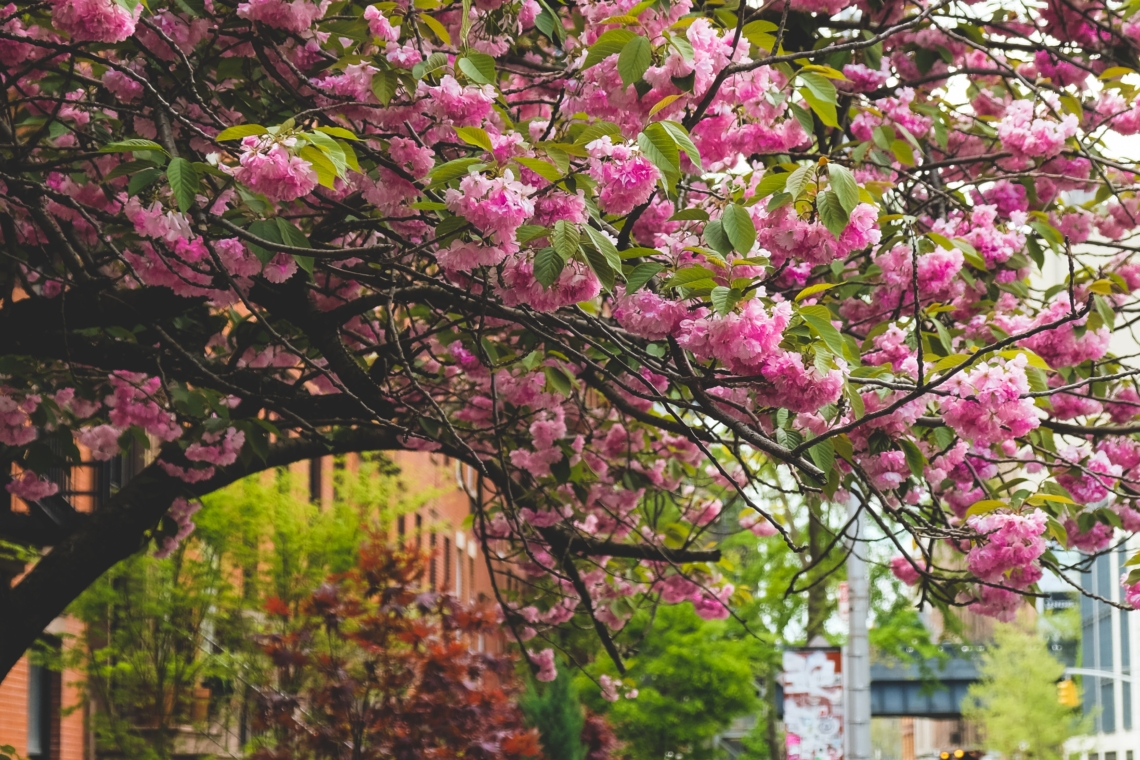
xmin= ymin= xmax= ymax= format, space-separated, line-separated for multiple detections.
xmin=846 ymin=493 xmax=872 ymax=760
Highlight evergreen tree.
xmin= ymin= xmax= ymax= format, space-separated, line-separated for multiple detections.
xmin=520 ymin=662 xmax=588 ymax=760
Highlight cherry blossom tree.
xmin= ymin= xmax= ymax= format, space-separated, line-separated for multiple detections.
xmin=3 ymin=0 xmax=1140 ymax=682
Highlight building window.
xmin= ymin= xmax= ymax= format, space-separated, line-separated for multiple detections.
xmin=1089 ymin=754 xmax=1098 ymax=760
xmin=455 ymin=541 xmax=462 ymax=597
xmin=397 ymin=515 xmax=405 ymax=540
xmin=415 ymin=514 xmax=422 ymax=548
xmin=1106 ymin=753 xmax=1117 ymax=760
xmin=309 ymin=458 xmax=323 ymax=503
xmin=469 ymin=557 xmax=476 ymax=602
xmin=430 ymin=532 xmax=437 ymax=587
xmin=27 ymin=661 xmax=59 ymax=760
xmin=443 ymin=538 xmax=451 ymax=591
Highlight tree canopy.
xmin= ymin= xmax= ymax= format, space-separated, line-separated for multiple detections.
xmin=4 ymin=0 xmax=1140 ymax=681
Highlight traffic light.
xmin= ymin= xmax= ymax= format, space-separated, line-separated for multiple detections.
xmin=1058 ymin=679 xmax=1080 ymax=707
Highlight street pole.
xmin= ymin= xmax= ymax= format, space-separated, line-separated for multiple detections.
xmin=846 ymin=492 xmax=872 ymax=760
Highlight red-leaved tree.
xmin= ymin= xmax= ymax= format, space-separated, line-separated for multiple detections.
xmin=252 ymin=541 xmax=543 ymax=760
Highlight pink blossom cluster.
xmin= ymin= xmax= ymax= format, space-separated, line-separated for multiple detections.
xmin=6 ymin=470 xmax=60 ymax=502
xmin=444 ymin=171 xmax=536 ymax=246
xmin=154 ymin=497 xmax=202 ymax=559
xmin=0 ymin=393 xmax=39 ymax=447
xmin=234 ymin=137 xmax=319 ymax=202
xmin=890 ymin=555 xmax=923 ymax=586
xmin=585 ymin=137 xmax=660 ymax=217
xmin=997 ymin=100 xmax=1079 ymax=162
xmin=940 ymin=354 xmax=1039 ymax=448
xmin=105 ymin=372 xmax=182 ymax=442
xmin=185 ymin=426 xmax=246 ymax=467
xmin=51 ymin=0 xmax=140 ymax=43
xmin=965 ymin=509 xmax=1046 ymax=588
xmin=236 ymin=0 xmax=325 ymax=33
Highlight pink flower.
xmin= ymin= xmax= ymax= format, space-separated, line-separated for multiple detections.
xmin=586 ymin=137 xmax=659 ymax=216
xmin=965 ymin=509 xmax=1046 ymax=588
xmin=363 ymin=5 xmax=399 ymax=41
xmin=78 ymin=424 xmax=122 ymax=460
xmin=185 ymin=427 xmax=245 ymax=467
xmin=0 ymin=394 xmax=37 ymax=447
xmin=941 ymin=354 xmax=1040 ymax=448
xmin=890 ymin=555 xmax=922 ymax=586
xmin=677 ymin=300 xmax=792 ymax=376
xmin=236 ymin=0 xmax=324 ymax=33
xmin=997 ymin=100 xmax=1078 ymax=161
xmin=102 ymin=69 xmax=144 ymax=102
xmin=6 ymin=471 xmax=60 ymax=502
xmin=444 ymin=171 xmax=535 ymax=245
xmin=1122 ymin=573 xmax=1140 ymax=609
xmin=154 ymin=497 xmax=202 ymax=558
xmin=51 ymin=0 xmax=140 ymax=43
xmin=612 ymin=288 xmax=687 ymax=341
xmin=739 ymin=511 xmax=778 ymax=537
xmin=530 ymin=648 xmax=557 ymax=682
xmin=234 ymin=138 xmax=319 ymax=202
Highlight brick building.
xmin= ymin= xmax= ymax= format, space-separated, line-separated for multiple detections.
xmin=0 ymin=447 xmax=505 ymax=757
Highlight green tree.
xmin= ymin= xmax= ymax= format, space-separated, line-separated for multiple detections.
xmin=579 ymin=603 xmax=762 ymax=760
xmin=963 ymin=615 xmax=1090 ymax=760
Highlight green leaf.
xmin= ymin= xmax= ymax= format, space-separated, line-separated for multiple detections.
xmin=247 ymin=219 xmax=284 ymax=263
xmin=890 ymin=139 xmax=915 ymax=166
xmin=965 ymin=499 xmax=1007 ymax=517
xmin=105 ymin=159 xmax=160 ymax=181
xmin=413 ymin=51 xmax=450 ymax=80
xmin=828 ymin=163 xmax=859 ymax=214
xmin=453 ymin=126 xmax=495 ymax=153
xmin=795 ymin=283 xmax=837 ymax=302
xmin=800 ymin=304 xmax=846 ymax=356
xmin=215 ymin=124 xmax=268 ymax=141
xmin=742 ymin=19 xmax=777 ymax=50
xmin=583 ymin=225 xmax=622 ymax=275
xmin=583 ymin=245 xmax=616 ymax=291
xmin=314 ymin=125 xmax=359 ymax=141
xmin=784 ymin=164 xmax=812 ymax=198
xmin=637 ymin=121 xmax=679 ymax=177
xmin=799 ymin=72 xmax=838 ymax=125
xmin=899 ymin=439 xmax=926 ymax=479
xmin=584 ymin=29 xmax=637 ymax=69
xmin=420 ymin=13 xmax=451 ymax=44
xmin=817 ymin=190 xmax=849 ymax=238
xmin=544 ymin=364 xmax=573 ymax=395
xmin=617 ymin=35 xmax=652 ymax=88
xmin=660 ymin=120 xmax=703 ymax=173
xmin=299 ymin=145 xmax=339 ymax=188
xmin=127 ymin=168 xmax=163 ymax=197
xmin=552 ymin=220 xmax=580 ymax=261
xmin=703 ymin=219 xmax=733 ymax=256
xmin=428 ymin=157 xmax=484 ymax=186
xmin=666 ymin=265 xmax=716 ymax=288
xmin=534 ymin=247 xmax=566 ymax=288
xmin=513 ymin=156 xmax=563 ymax=182
xmin=710 ymin=285 xmax=741 ymax=315
xmin=670 ymin=208 xmax=709 ymax=221
xmin=809 ymin=437 xmax=835 ymax=475
xmin=166 ymin=157 xmax=199 ymax=212
xmin=721 ymin=204 xmax=756 ymax=253
xmin=458 ymin=51 xmax=496 ymax=84
xmin=100 ymin=138 xmax=167 ymax=154
xmin=755 ymin=170 xmax=788 ymax=199
xmin=625 ymin=262 xmax=663 ymax=292
xmin=371 ymin=69 xmax=399 ymax=105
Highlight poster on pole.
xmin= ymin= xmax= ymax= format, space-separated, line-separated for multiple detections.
xmin=782 ymin=648 xmax=843 ymax=760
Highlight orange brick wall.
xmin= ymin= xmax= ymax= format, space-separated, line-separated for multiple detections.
xmin=0 ymin=657 xmax=30 ymax=756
